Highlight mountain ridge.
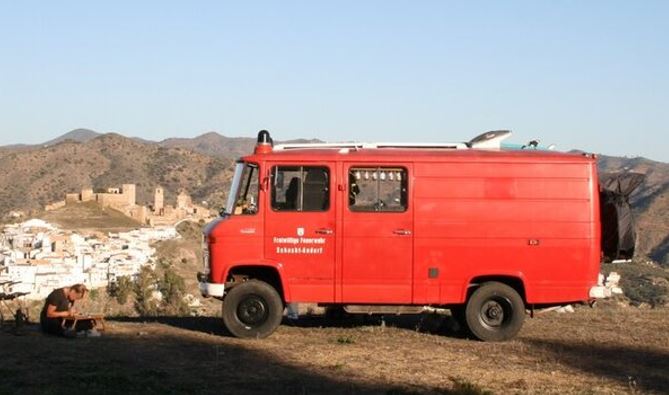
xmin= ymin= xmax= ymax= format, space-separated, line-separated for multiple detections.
xmin=0 ymin=128 xmax=323 ymax=158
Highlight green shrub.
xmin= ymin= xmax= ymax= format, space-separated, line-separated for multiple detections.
xmin=158 ymin=267 xmax=189 ymax=316
xmin=109 ymin=276 xmax=133 ymax=305
xmin=620 ymin=275 xmax=668 ymax=307
xmin=603 ymin=262 xmax=669 ymax=307
xmin=134 ymin=266 xmax=160 ymax=316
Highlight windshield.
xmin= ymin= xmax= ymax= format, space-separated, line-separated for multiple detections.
xmin=224 ymin=162 xmax=259 ymax=215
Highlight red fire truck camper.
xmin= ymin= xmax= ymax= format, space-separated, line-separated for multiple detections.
xmin=198 ymin=130 xmax=605 ymax=341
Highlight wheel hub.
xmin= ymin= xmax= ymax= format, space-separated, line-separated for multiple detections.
xmin=481 ymin=300 xmax=505 ymax=327
xmin=237 ymin=295 xmax=268 ymax=326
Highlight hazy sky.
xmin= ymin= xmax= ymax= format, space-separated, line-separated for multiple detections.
xmin=1 ymin=1 xmax=667 ymax=161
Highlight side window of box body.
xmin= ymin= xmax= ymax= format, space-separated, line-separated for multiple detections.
xmin=348 ymin=167 xmax=408 ymax=212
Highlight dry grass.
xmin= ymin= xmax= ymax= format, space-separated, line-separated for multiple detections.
xmin=40 ymin=202 xmax=141 ymax=232
xmin=1 ymin=303 xmax=667 ymax=394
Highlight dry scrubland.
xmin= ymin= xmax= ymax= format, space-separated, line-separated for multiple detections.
xmin=41 ymin=201 xmax=142 ymax=231
xmin=1 ymin=303 xmax=667 ymax=395
xmin=0 ymin=134 xmax=235 ymax=216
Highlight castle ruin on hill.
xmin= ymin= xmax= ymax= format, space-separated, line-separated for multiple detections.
xmin=45 ymin=184 xmax=213 ymax=226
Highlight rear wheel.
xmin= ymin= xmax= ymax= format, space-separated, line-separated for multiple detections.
xmin=465 ymin=282 xmax=525 ymax=342
xmin=222 ymin=280 xmax=283 ymax=338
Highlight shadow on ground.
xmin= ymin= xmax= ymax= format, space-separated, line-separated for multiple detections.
xmin=0 ymin=320 xmax=478 ymax=395
xmin=525 ymin=338 xmax=669 ymax=393
xmin=286 ymin=312 xmax=470 ymax=339
xmin=110 ymin=312 xmax=467 ymax=339
xmin=110 ymin=315 xmax=228 ymax=336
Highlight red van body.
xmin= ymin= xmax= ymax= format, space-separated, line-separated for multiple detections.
xmin=199 ymin=133 xmax=602 ymax=340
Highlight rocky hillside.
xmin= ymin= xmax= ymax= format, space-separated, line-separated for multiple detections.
xmin=159 ymin=132 xmax=256 ymax=159
xmin=1 ymin=128 xmax=321 ymax=159
xmin=158 ymin=132 xmax=320 ymax=158
xmin=0 ymin=129 xmax=320 ymax=218
xmin=0 ymin=133 xmax=235 ymax=216
xmin=43 ymin=128 xmax=102 ymax=146
xmin=0 ymin=128 xmax=101 ymax=151
xmin=598 ymin=155 xmax=669 ymax=265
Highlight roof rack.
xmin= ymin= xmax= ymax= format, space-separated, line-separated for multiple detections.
xmin=270 ymin=130 xmax=513 ymax=152
xmin=273 ymin=142 xmax=469 ymax=151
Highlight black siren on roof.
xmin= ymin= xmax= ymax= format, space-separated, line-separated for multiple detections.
xmin=257 ymin=130 xmax=273 ymax=146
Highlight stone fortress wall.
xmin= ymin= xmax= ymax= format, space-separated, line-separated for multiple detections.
xmin=46 ymin=184 xmax=213 ymax=226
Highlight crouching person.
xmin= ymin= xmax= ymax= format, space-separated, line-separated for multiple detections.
xmin=40 ymin=284 xmax=92 ymax=337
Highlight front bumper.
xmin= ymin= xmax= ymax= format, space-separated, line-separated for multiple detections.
xmin=197 ymin=272 xmax=225 ymax=297
xmin=199 ymin=281 xmax=225 ymax=298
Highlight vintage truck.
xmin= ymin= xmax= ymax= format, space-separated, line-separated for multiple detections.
xmin=198 ymin=130 xmax=612 ymax=341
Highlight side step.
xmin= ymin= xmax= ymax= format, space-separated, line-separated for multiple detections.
xmin=342 ymin=305 xmax=427 ymax=315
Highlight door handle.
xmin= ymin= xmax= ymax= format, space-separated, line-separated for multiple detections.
xmin=315 ymin=228 xmax=334 ymax=235
xmin=393 ymin=229 xmax=412 ymax=236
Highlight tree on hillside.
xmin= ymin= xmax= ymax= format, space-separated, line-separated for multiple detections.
xmin=134 ymin=266 xmax=160 ymax=316
xmin=158 ymin=265 xmax=190 ymax=316
xmin=108 ymin=275 xmax=133 ymax=305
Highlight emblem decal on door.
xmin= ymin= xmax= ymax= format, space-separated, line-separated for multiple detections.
xmin=273 ymin=230 xmax=326 ymax=254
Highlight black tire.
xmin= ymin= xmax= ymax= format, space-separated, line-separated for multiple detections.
xmin=464 ymin=282 xmax=525 ymax=342
xmin=222 ymin=280 xmax=283 ymax=339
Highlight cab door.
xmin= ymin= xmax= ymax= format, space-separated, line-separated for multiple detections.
xmin=340 ymin=164 xmax=413 ymax=303
xmin=264 ymin=163 xmax=336 ymax=302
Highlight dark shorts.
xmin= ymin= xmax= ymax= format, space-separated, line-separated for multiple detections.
xmin=41 ymin=318 xmax=93 ymax=336
xmin=41 ymin=317 xmax=64 ymax=336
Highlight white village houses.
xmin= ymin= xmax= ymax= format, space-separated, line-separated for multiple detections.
xmin=0 ymin=219 xmax=178 ymax=300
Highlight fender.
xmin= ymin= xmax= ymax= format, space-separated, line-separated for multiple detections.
xmin=460 ymin=271 xmax=528 ymax=303
xmin=224 ymin=260 xmax=292 ymax=301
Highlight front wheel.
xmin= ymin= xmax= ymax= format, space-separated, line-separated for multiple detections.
xmin=465 ymin=282 xmax=525 ymax=342
xmin=222 ymin=280 xmax=283 ymax=338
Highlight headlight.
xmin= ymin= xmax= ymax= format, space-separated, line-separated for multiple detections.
xmin=201 ymin=236 xmax=210 ymax=275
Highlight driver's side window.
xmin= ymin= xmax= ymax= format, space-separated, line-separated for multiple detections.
xmin=348 ymin=167 xmax=408 ymax=212
xmin=271 ymin=166 xmax=330 ymax=212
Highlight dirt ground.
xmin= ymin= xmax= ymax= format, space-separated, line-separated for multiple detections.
xmin=1 ymin=303 xmax=667 ymax=395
